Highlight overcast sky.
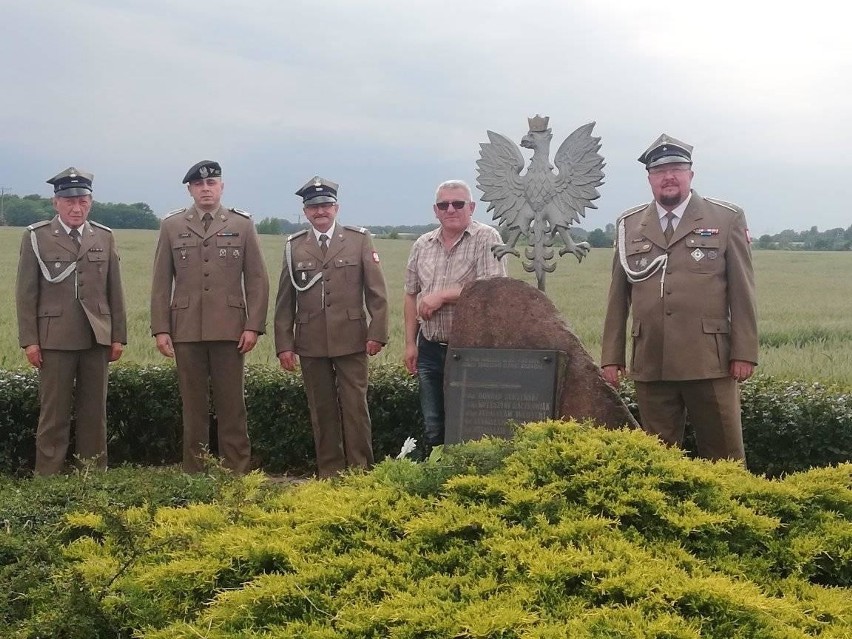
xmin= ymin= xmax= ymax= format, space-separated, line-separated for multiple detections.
xmin=2 ymin=0 xmax=850 ymax=234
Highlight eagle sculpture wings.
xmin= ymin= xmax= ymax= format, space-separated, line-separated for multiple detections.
xmin=477 ymin=115 xmax=605 ymax=291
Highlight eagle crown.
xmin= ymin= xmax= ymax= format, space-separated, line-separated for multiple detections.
xmin=527 ymin=114 xmax=549 ymax=131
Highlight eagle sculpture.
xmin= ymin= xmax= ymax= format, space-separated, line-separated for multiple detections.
xmin=476 ymin=115 xmax=605 ymax=291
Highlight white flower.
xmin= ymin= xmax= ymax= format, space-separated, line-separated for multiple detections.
xmin=396 ymin=437 xmax=418 ymax=460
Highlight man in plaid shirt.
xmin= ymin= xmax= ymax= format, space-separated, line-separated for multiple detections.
xmin=404 ymin=179 xmax=507 ymax=457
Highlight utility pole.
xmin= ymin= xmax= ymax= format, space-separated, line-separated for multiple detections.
xmin=0 ymin=187 xmax=12 ymax=226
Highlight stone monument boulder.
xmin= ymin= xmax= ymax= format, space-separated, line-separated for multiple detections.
xmin=450 ymin=277 xmax=638 ymax=430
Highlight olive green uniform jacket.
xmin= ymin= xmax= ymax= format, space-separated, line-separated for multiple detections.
xmin=17 ymin=217 xmax=126 ymax=350
xmin=150 ymin=205 xmax=269 ymax=340
xmin=274 ymin=226 xmax=389 ymax=357
xmin=601 ymin=191 xmax=758 ymax=381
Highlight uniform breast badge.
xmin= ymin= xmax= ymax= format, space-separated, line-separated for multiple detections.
xmin=219 ymin=248 xmax=227 ymax=258
xmin=232 ymin=249 xmax=240 ymax=258
xmin=691 ymin=248 xmax=705 ymax=262
xmin=637 ymin=257 xmax=648 ymax=268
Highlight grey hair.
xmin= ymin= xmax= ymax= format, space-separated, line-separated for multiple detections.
xmin=435 ymin=179 xmax=472 ymax=202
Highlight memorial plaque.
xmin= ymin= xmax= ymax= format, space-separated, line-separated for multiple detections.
xmin=444 ymin=348 xmax=567 ymax=445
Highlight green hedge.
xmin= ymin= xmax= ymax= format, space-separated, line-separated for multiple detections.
xmin=0 ymin=366 xmax=849 ymax=477
xmin=0 ymin=364 xmax=423 ymax=477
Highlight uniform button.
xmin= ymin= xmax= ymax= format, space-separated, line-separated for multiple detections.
xmin=204 ymin=258 xmax=209 ymax=262
xmin=204 ymin=272 xmax=209 ymax=277
xmin=666 ymin=310 xmax=672 ymax=315
xmin=203 ymin=241 xmax=209 ymax=247
xmin=665 ymin=289 xmax=671 ymax=295
xmin=204 ymin=287 xmax=210 ymax=291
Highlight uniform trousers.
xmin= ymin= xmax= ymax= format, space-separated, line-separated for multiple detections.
xmin=174 ymin=341 xmax=251 ymax=474
xmin=300 ymin=351 xmax=373 ymax=478
xmin=635 ymin=377 xmax=745 ymax=461
xmin=36 ymin=346 xmax=110 ymax=476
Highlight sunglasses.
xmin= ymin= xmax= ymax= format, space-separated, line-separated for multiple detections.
xmin=435 ymin=200 xmax=468 ymax=211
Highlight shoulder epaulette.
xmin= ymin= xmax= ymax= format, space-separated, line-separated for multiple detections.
xmin=89 ymin=220 xmax=113 ymax=232
xmin=704 ymin=197 xmax=741 ymax=214
xmin=26 ymin=220 xmax=51 ymax=231
xmin=617 ymin=203 xmax=648 ymax=222
xmin=344 ymin=224 xmax=368 ymax=234
xmin=164 ymin=207 xmax=186 ymax=218
xmin=287 ymin=229 xmax=309 ymax=242
xmin=230 ymin=207 xmax=251 ymax=218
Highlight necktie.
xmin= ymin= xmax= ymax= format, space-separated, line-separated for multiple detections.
xmin=202 ymin=213 xmax=212 ymax=231
xmin=70 ymin=228 xmax=81 ymax=248
xmin=319 ymin=233 xmax=329 ymax=255
xmin=663 ymin=211 xmax=676 ymax=244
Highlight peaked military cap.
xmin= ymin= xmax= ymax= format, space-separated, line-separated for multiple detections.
xmin=47 ymin=167 xmax=93 ymax=197
xmin=296 ymin=176 xmax=339 ymax=204
xmin=638 ymin=134 xmax=693 ymax=169
xmin=182 ymin=160 xmax=222 ymax=184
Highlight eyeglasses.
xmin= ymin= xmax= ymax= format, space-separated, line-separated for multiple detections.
xmin=435 ymin=200 xmax=468 ymax=211
xmin=648 ymin=165 xmax=691 ymax=176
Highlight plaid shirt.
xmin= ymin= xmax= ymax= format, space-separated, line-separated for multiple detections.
xmin=404 ymin=220 xmax=507 ymax=342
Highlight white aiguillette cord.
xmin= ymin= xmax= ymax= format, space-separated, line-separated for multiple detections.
xmin=285 ymin=238 xmax=325 ymax=307
xmin=30 ymin=231 xmax=77 ymax=284
xmin=617 ymin=216 xmax=668 ymax=298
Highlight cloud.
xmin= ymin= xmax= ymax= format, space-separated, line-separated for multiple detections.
xmin=1 ymin=0 xmax=850 ymax=231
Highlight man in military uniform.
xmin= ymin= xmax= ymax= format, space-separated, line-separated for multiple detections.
xmin=151 ymin=160 xmax=269 ymax=473
xmin=601 ymin=135 xmax=758 ymax=461
xmin=16 ymin=167 xmax=127 ymax=475
xmin=274 ymin=177 xmax=389 ymax=478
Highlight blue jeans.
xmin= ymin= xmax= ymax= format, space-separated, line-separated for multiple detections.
xmin=417 ymin=333 xmax=447 ymax=449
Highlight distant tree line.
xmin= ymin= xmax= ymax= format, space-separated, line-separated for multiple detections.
xmin=562 ymin=223 xmax=852 ymax=252
xmin=5 ymin=197 xmax=848 ymax=250
xmin=255 ymin=217 xmax=303 ymax=235
xmin=254 ymin=218 xmax=442 ymax=238
xmin=755 ymin=225 xmax=852 ymax=251
xmin=0 ymin=194 xmax=159 ymax=229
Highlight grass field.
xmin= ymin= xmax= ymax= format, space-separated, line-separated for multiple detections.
xmin=1 ymin=226 xmax=851 ymax=386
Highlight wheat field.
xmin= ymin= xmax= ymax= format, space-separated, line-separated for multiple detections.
xmin=1 ymin=227 xmax=850 ymax=386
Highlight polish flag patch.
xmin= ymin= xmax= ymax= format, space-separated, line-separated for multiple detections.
xmin=372 ymin=251 xmax=381 ymax=263
xmin=745 ymin=228 xmax=752 ymax=244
